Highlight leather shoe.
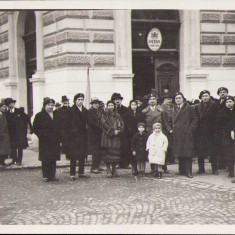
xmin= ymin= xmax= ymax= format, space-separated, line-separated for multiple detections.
xmin=43 ymin=178 xmax=49 ymax=182
xmin=70 ymin=176 xmax=77 ymax=181
xmin=196 ymin=170 xmax=205 ymax=174
xmin=50 ymin=177 xmax=59 ymax=181
xmin=212 ymin=170 xmax=219 ymax=175
xmin=231 ymin=179 xmax=235 ymax=183
xmin=187 ymin=174 xmax=193 ymax=178
xmin=90 ymin=169 xmax=100 ymax=174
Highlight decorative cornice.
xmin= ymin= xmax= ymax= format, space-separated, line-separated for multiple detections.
xmin=112 ymin=74 xmax=134 ymax=79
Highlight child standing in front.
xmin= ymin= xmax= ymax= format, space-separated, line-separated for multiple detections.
xmin=131 ymin=122 xmax=148 ymax=179
xmin=146 ymin=123 xmax=168 ymax=179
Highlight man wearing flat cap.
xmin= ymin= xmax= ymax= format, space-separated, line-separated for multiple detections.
xmin=5 ymin=98 xmax=21 ymax=165
xmin=194 ymin=90 xmax=219 ymax=175
xmin=65 ymin=93 xmax=90 ymax=180
xmin=111 ymin=93 xmax=129 ymax=168
xmin=214 ymin=95 xmax=235 ymax=178
xmin=87 ymin=97 xmax=103 ymax=173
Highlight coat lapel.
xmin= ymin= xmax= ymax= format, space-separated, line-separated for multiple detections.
xmin=173 ymin=102 xmax=187 ymax=124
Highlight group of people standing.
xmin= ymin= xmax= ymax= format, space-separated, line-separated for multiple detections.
xmin=1 ymin=86 xmax=234 ymax=183
xmin=32 ymin=86 xmax=235 ymax=183
xmin=0 ymin=98 xmax=32 ymax=167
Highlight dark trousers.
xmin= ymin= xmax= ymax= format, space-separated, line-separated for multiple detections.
xmin=217 ymin=145 xmax=227 ymax=169
xmin=70 ymin=156 xmax=85 ymax=176
xmin=0 ymin=154 xmax=7 ymax=164
xmin=198 ymin=156 xmax=218 ymax=172
xmin=41 ymin=160 xmax=56 ymax=179
xmin=10 ymin=147 xmax=23 ymax=164
xmin=91 ymin=154 xmax=101 ymax=170
xmin=224 ymin=144 xmax=234 ymax=176
xmin=179 ymin=157 xmax=192 ymax=175
xmin=131 ymin=156 xmax=138 ymax=176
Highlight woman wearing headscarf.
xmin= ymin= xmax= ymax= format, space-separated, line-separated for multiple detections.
xmin=100 ymin=100 xmax=124 ymax=177
xmin=33 ymin=98 xmax=63 ymax=182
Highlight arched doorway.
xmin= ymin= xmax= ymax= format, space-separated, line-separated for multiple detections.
xmin=22 ymin=11 xmax=36 ymax=118
xmin=132 ymin=10 xmax=180 ymax=98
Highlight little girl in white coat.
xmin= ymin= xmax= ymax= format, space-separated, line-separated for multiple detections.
xmin=146 ymin=123 xmax=168 ymax=179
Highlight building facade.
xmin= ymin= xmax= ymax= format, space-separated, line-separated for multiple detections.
xmin=0 ymin=10 xmax=235 ymax=116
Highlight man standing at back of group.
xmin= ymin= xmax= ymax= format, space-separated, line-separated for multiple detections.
xmin=111 ymin=93 xmax=129 ymax=169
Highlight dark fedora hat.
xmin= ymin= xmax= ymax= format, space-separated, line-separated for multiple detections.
xmin=5 ymin=98 xmax=16 ymax=105
xmin=111 ymin=93 xmax=123 ymax=101
xmin=61 ymin=95 xmax=69 ymax=103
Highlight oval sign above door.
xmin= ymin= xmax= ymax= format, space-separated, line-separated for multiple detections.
xmin=147 ymin=28 xmax=162 ymax=52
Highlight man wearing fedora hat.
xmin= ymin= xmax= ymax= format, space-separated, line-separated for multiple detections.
xmin=111 ymin=93 xmax=129 ymax=169
xmin=87 ymin=97 xmax=103 ymax=173
xmin=5 ymin=98 xmax=20 ymax=165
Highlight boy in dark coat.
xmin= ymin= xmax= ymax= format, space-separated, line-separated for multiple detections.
xmin=131 ymin=122 xmax=148 ymax=179
xmin=33 ymin=98 xmax=62 ymax=182
xmin=66 ymin=93 xmax=90 ymax=180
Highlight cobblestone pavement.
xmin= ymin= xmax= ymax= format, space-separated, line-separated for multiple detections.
xmin=0 ymin=167 xmax=235 ymax=225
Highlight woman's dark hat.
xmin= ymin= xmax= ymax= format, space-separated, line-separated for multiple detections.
xmin=199 ymin=90 xmax=210 ymax=99
xmin=107 ymin=100 xmax=115 ymax=106
xmin=217 ymin=87 xmax=228 ymax=95
xmin=225 ymin=95 xmax=234 ymax=102
xmin=173 ymin=92 xmax=185 ymax=101
xmin=135 ymin=96 xmax=142 ymax=102
xmin=74 ymin=93 xmax=84 ymax=102
xmin=5 ymin=98 xmax=16 ymax=105
xmin=43 ymin=97 xmax=55 ymax=106
xmin=111 ymin=93 xmax=123 ymax=101
xmin=55 ymin=102 xmax=61 ymax=107
xmin=61 ymin=95 xmax=69 ymax=103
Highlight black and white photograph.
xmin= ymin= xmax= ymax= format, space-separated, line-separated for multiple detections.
xmin=0 ymin=0 xmax=235 ymax=234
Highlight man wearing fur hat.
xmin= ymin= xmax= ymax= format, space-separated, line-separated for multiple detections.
xmin=194 ymin=90 xmax=219 ymax=175
xmin=66 ymin=93 xmax=90 ymax=180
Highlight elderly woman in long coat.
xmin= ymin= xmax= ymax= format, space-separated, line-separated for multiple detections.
xmin=101 ymin=100 xmax=124 ymax=177
xmin=170 ymin=92 xmax=198 ymax=178
xmin=33 ymin=98 xmax=62 ymax=182
xmin=194 ymin=90 xmax=219 ymax=175
xmin=0 ymin=102 xmax=11 ymax=166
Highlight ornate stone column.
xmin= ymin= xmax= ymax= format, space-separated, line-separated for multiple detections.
xmin=4 ymin=11 xmax=17 ymax=97
xmin=30 ymin=11 xmax=45 ymax=115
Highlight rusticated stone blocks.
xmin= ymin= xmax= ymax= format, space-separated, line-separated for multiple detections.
xmin=54 ymin=11 xmax=66 ymax=21
xmin=0 ymin=67 xmax=9 ymax=78
xmin=201 ymin=34 xmax=221 ymax=44
xmin=201 ymin=56 xmax=221 ymax=66
xmin=92 ymin=10 xmax=113 ymax=20
xmin=44 ymin=36 xmax=55 ymax=48
xmin=223 ymin=13 xmax=235 ymax=23
xmin=93 ymin=32 xmax=114 ymax=43
xmin=93 ymin=55 xmax=114 ymax=65
xmin=0 ymin=32 xmax=8 ymax=44
xmin=43 ymin=12 xmax=55 ymax=26
xmin=66 ymin=10 xmax=90 ymax=19
xmin=56 ymin=31 xmax=90 ymax=44
xmin=66 ymin=55 xmax=90 ymax=65
xmin=44 ymin=59 xmax=56 ymax=70
xmin=201 ymin=13 xmax=220 ymax=23
xmin=222 ymin=56 xmax=235 ymax=65
xmin=0 ymin=13 xmax=8 ymax=26
xmin=223 ymin=35 xmax=235 ymax=44
xmin=0 ymin=50 xmax=9 ymax=61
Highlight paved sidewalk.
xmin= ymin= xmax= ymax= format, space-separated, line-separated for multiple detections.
xmin=0 ymin=142 xmax=234 ymax=188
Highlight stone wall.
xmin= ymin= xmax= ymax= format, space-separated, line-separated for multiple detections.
xmin=42 ymin=10 xmax=115 ymax=70
xmin=201 ymin=10 xmax=235 ymax=66
xmin=0 ymin=12 xmax=9 ymax=79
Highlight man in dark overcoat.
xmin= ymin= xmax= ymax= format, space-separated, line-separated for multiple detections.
xmin=214 ymin=87 xmax=229 ymax=169
xmin=66 ymin=93 xmax=89 ymax=180
xmin=111 ymin=93 xmax=129 ymax=169
xmin=170 ymin=92 xmax=198 ymax=178
xmin=87 ymin=97 xmax=103 ymax=174
xmin=33 ymin=98 xmax=62 ymax=181
xmin=214 ymin=96 xmax=235 ymax=178
xmin=194 ymin=90 xmax=219 ymax=175
xmin=5 ymin=98 xmax=21 ymax=165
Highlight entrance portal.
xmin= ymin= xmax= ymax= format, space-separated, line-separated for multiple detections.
xmin=132 ymin=10 xmax=180 ymax=98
